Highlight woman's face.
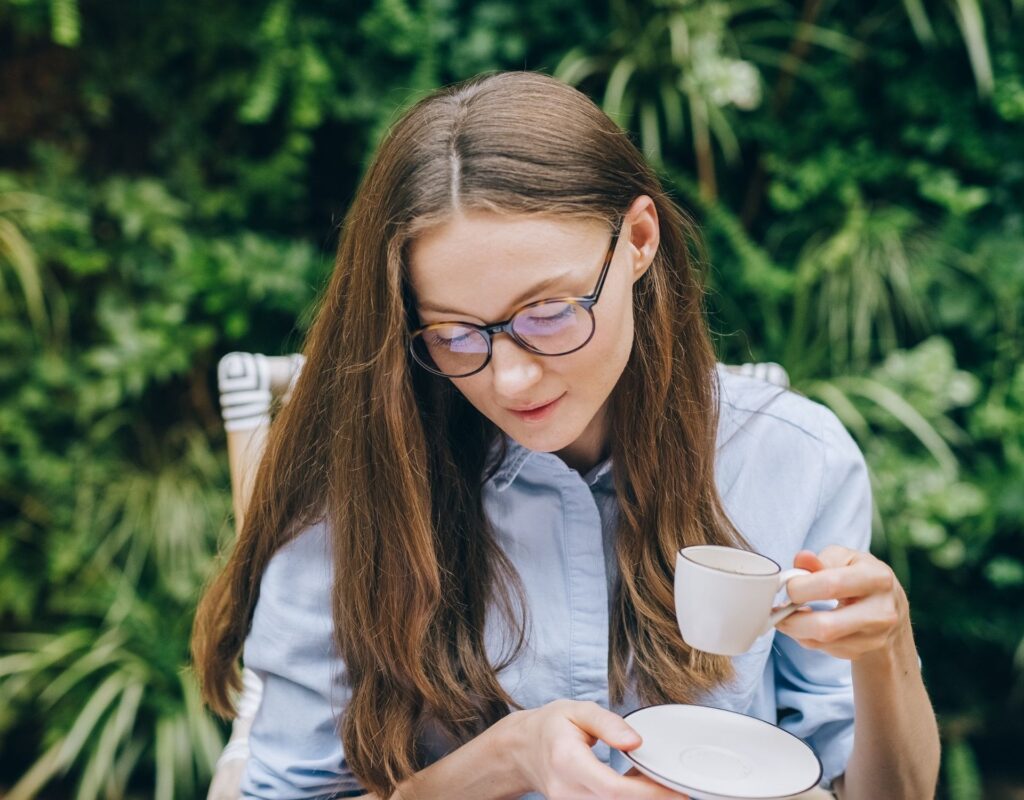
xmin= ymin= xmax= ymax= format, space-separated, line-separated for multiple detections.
xmin=407 ymin=195 xmax=659 ymax=473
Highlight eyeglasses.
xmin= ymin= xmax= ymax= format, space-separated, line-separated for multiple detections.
xmin=409 ymin=215 xmax=624 ymax=378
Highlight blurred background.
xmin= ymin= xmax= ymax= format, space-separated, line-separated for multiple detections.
xmin=0 ymin=0 xmax=1021 ymax=797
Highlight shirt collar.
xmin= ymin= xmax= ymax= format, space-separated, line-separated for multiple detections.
xmin=582 ymin=456 xmax=614 ymax=489
xmin=487 ymin=434 xmax=535 ymax=491
xmin=486 ymin=433 xmax=614 ymax=492
xmin=483 ymin=366 xmax=773 ymax=492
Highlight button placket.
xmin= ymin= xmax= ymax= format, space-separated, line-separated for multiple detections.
xmin=557 ymin=467 xmax=613 ymax=762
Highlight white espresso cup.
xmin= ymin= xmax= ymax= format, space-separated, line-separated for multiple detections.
xmin=674 ymin=545 xmax=811 ymax=656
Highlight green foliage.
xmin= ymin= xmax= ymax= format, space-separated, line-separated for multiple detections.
xmin=1 ymin=0 xmax=1022 ymax=797
xmin=0 ymin=144 xmax=323 ymax=794
xmin=555 ymin=0 xmax=853 ymax=199
xmin=945 ymin=738 xmax=985 ymax=800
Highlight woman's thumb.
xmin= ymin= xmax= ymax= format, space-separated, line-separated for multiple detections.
xmin=570 ymin=702 xmax=642 ymax=750
xmin=794 ymin=549 xmax=826 ymax=572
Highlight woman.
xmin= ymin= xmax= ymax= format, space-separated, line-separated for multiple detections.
xmin=192 ymin=71 xmax=940 ymax=800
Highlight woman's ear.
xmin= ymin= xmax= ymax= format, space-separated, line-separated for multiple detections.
xmin=623 ymin=195 xmax=660 ymax=283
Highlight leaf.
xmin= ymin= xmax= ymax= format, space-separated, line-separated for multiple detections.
xmin=239 ymin=61 xmax=285 ymax=125
xmin=639 ymin=100 xmax=662 ymax=162
xmin=706 ymin=102 xmax=740 ymax=163
xmin=55 ymin=670 xmax=131 ymax=775
xmin=154 ymin=716 xmax=176 ymax=800
xmin=39 ymin=631 xmax=125 ymax=709
xmin=0 ymin=630 xmax=92 ymax=683
xmin=0 ymin=216 xmax=49 ymax=335
xmin=985 ymin=557 xmax=1024 ymax=588
xmin=901 ymin=0 xmax=936 ymax=43
xmin=106 ymin=738 xmax=145 ymax=800
xmin=603 ymin=56 xmax=637 ymax=121
xmin=667 ymin=13 xmax=689 ymax=63
xmin=841 ymin=376 xmax=959 ymax=476
xmin=658 ymin=80 xmax=686 ymax=141
xmin=7 ymin=737 xmax=67 ymax=800
xmin=74 ymin=677 xmax=142 ymax=800
xmin=173 ymin=712 xmax=195 ymax=799
xmin=181 ymin=670 xmax=225 ymax=777
xmin=949 ymin=0 xmax=994 ymax=96
xmin=49 ymin=0 xmax=81 ymax=46
xmin=737 ymin=20 xmax=863 ymax=58
xmin=944 ymin=738 xmax=983 ymax=800
xmin=553 ymin=47 xmax=603 ymax=87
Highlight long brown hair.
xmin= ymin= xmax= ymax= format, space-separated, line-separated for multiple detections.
xmin=192 ymin=70 xmax=746 ymax=798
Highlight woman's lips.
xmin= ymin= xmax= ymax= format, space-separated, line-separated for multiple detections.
xmin=508 ymin=393 xmax=565 ymax=422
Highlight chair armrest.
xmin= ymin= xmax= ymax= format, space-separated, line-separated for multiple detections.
xmin=206 ymin=667 xmax=264 ymax=800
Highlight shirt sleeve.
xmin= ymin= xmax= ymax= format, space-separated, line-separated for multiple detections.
xmin=773 ymin=406 xmax=872 ymax=790
xmin=240 ymin=521 xmax=366 ymax=799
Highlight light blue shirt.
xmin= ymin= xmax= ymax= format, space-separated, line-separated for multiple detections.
xmin=240 ymin=366 xmax=871 ymax=798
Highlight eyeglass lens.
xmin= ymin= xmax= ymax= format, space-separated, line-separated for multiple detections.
xmin=412 ymin=299 xmax=593 ymax=377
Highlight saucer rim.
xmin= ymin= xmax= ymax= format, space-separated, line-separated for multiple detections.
xmin=621 ymin=703 xmax=823 ymax=799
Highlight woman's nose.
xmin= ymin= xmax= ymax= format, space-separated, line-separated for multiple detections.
xmin=489 ymin=334 xmax=543 ymax=396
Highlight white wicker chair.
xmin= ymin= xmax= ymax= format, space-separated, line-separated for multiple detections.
xmin=208 ymin=352 xmax=305 ymax=800
xmin=209 ymin=355 xmax=835 ymax=800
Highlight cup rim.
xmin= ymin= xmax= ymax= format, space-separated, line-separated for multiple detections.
xmin=677 ymin=544 xmax=782 ymax=578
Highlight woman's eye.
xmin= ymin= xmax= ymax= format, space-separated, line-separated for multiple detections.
xmin=525 ymin=306 xmax=574 ymax=325
xmin=428 ymin=331 xmax=464 ymax=344
xmin=428 ymin=331 xmax=469 ymax=346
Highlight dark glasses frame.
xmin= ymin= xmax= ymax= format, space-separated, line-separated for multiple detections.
xmin=409 ymin=214 xmax=625 ymax=378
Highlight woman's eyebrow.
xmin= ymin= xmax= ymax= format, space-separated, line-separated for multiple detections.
xmin=418 ymin=269 xmax=576 ymax=317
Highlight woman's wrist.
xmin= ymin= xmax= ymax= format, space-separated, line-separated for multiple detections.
xmin=487 ymin=710 xmax=534 ymax=798
xmin=851 ymin=587 xmax=918 ymax=675
xmin=844 ymin=615 xmax=940 ymax=799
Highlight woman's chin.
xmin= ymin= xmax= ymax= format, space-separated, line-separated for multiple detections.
xmin=502 ymin=423 xmax=581 ymax=456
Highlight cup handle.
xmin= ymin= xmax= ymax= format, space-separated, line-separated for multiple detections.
xmin=766 ymin=568 xmax=812 ymax=631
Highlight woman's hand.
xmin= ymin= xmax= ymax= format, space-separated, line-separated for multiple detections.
xmin=776 ymin=546 xmax=908 ymax=661
xmin=499 ymin=699 xmax=688 ymax=799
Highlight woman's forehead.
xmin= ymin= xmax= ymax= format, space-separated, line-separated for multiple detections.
xmin=407 ymin=211 xmax=607 ymax=320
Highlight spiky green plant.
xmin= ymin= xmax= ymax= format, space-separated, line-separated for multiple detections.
xmin=783 ymin=189 xmax=937 ymax=377
xmin=899 ymin=0 xmax=995 ymax=97
xmin=555 ymin=0 xmax=861 ymax=200
xmin=0 ymin=187 xmax=62 ymax=341
xmin=1 ymin=429 xmax=231 ymax=800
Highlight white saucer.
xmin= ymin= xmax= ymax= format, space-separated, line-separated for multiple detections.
xmin=622 ymin=704 xmax=822 ymax=800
